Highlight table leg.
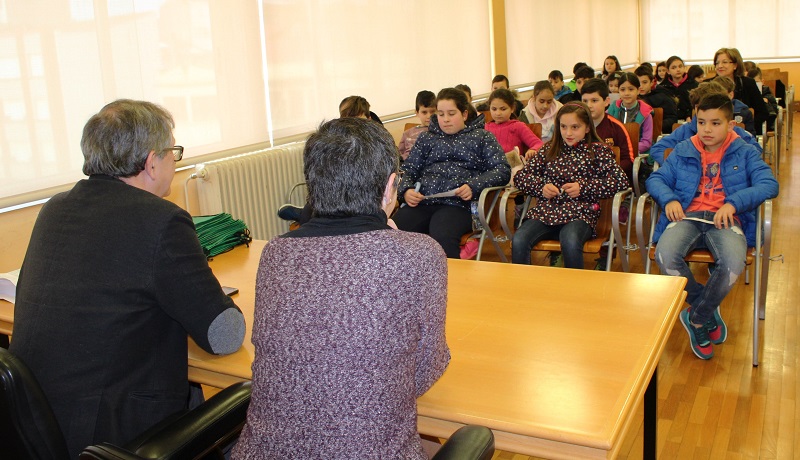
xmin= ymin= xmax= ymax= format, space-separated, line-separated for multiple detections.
xmin=644 ymin=366 xmax=657 ymax=459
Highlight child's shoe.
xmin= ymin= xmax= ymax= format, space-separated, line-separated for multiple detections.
xmin=705 ymin=306 xmax=727 ymax=344
xmin=460 ymin=239 xmax=479 ymax=260
xmin=680 ymin=308 xmax=714 ymax=359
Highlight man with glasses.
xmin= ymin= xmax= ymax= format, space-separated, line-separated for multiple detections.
xmin=10 ymin=99 xmax=245 ymax=458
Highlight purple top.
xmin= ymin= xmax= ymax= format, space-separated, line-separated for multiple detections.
xmin=233 ymin=221 xmax=450 ymax=459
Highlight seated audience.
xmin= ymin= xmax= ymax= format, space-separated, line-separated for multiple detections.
xmin=580 ymin=78 xmax=634 ymax=185
xmin=9 ymin=99 xmax=245 ymax=459
xmin=655 ymin=61 xmax=668 ymax=85
xmin=649 ymin=81 xmax=762 ymax=166
xmin=455 ymin=83 xmax=473 ymax=104
xmin=232 ymin=117 xmax=450 ymax=458
xmin=566 ymin=62 xmax=591 ymax=91
xmin=549 ymin=70 xmax=573 ymax=101
xmin=635 ymin=65 xmax=678 ymax=134
xmin=511 ymin=102 xmax=628 ymax=268
xmin=519 ymin=80 xmax=563 ymax=144
xmin=398 ymin=90 xmax=436 ymax=160
xmin=394 ymin=87 xmax=510 ymax=258
xmin=646 ymin=93 xmax=778 ymax=360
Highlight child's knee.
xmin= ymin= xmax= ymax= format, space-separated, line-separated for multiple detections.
xmin=654 ymin=247 xmax=684 ymax=276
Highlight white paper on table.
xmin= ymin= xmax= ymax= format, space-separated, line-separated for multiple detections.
xmin=0 ymin=269 xmax=20 ymax=303
xmin=423 ymin=189 xmax=459 ymax=199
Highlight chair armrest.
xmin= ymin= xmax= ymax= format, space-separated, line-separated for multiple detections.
xmin=432 ymin=425 xmax=495 ymax=460
xmin=632 ymin=155 xmax=647 ymax=197
xmin=611 ymin=188 xmax=634 ymax=272
xmin=80 ymin=381 xmax=252 ymax=460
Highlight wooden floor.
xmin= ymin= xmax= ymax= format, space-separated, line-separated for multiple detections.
xmin=478 ymin=119 xmax=798 ymax=459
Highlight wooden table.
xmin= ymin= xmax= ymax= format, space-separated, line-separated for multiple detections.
xmin=189 ymin=240 xmax=686 ymax=459
xmin=3 ymin=240 xmax=686 ymax=459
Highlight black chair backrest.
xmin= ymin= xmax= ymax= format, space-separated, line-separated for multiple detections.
xmin=0 ymin=347 xmax=70 ymax=460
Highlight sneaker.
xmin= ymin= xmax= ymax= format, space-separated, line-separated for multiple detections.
xmin=549 ymin=252 xmax=563 ymax=267
xmin=277 ymin=204 xmax=302 ymax=222
xmin=706 ymin=306 xmax=727 ymax=344
xmin=460 ymin=239 xmax=479 ymax=260
xmin=680 ymin=308 xmax=714 ymax=359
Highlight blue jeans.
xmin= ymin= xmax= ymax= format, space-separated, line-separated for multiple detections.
xmin=512 ymin=219 xmax=592 ymax=268
xmin=654 ymin=211 xmax=747 ymax=325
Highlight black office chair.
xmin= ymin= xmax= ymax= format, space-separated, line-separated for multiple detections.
xmin=0 ymin=347 xmax=251 ymax=460
xmin=432 ymin=425 xmax=495 ymax=460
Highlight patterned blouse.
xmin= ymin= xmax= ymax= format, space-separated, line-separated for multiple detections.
xmin=513 ymin=139 xmax=629 ymax=234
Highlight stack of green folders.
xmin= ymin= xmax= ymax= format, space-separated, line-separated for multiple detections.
xmin=192 ymin=213 xmax=252 ymax=258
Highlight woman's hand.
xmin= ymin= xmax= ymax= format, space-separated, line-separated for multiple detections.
xmin=454 ymin=184 xmax=473 ymax=201
xmin=404 ymin=189 xmax=424 ymax=207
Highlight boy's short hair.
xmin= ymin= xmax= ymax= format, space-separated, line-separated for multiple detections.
xmin=339 ymin=96 xmax=370 ymax=118
xmin=572 ymin=62 xmax=589 ymax=74
xmin=716 ymin=76 xmax=736 ymax=93
xmin=639 ymin=62 xmax=654 ymax=72
xmin=492 ymin=74 xmax=510 ymax=86
xmin=574 ymin=65 xmax=596 ymax=80
xmin=415 ymin=90 xmax=436 ymax=111
xmin=580 ymin=78 xmax=610 ymax=99
xmin=697 ymin=93 xmax=734 ymax=121
xmin=548 ymin=70 xmax=564 ymax=81
xmin=686 ymin=65 xmax=705 ymax=81
xmin=455 ymin=84 xmax=472 ymax=98
xmin=689 ymin=81 xmax=727 ymax=107
xmin=634 ymin=65 xmax=654 ymax=80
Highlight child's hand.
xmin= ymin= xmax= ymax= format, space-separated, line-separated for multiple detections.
xmin=713 ymin=203 xmax=737 ymax=229
xmin=542 ymin=183 xmax=560 ymax=199
xmin=404 ymin=189 xmax=424 ymax=207
xmin=561 ymin=182 xmax=580 ymax=198
xmin=454 ymin=184 xmax=473 ymax=201
xmin=524 ymin=149 xmax=537 ymax=161
xmin=665 ymin=201 xmax=685 ymax=221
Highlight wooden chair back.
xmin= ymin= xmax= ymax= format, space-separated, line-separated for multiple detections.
xmin=763 ymin=79 xmax=778 ymax=99
xmin=624 ymin=122 xmax=640 ymax=157
xmin=403 ymin=122 xmax=417 ymax=132
xmin=672 ymin=122 xmax=682 ymax=133
xmin=481 ymin=110 xmax=493 ymax=123
xmin=652 ymin=107 xmax=663 ymax=140
xmin=527 ymin=123 xmax=542 ymax=139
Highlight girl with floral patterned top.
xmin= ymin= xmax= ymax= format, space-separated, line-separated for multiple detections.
xmin=511 ymin=102 xmax=629 ymax=268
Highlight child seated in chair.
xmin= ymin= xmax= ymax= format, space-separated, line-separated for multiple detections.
xmin=607 ymin=72 xmax=655 ymax=156
xmin=511 ymin=102 xmax=628 ymax=269
xmin=645 ymin=93 xmax=778 ymax=360
xmin=398 ymin=90 xmax=436 ymax=161
xmin=394 ymin=87 xmax=510 ymax=258
xmin=549 ymin=70 xmax=573 ymax=102
xmin=519 ymin=80 xmax=563 ymax=144
xmin=484 ymin=88 xmax=544 ymax=158
xmin=635 ymin=65 xmax=678 ymax=135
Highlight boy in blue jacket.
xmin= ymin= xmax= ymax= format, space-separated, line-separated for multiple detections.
xmin=649 ymin=81 xmax=761 ymax=166
xmin=646 ymin=93 xmax=778 ymax=360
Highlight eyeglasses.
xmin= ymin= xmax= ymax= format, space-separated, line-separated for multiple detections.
xmin=162 ymin=145 xmax=184 ymax=162
xmin=393 ymin=170 xmax=404 ymax=189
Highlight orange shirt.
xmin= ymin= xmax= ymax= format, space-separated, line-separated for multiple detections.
xmin=686 ymin=131 xmax=738 ymax=213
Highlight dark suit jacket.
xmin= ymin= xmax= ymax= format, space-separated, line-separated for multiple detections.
xmin=10 ymin=175 xmax=239 ymax=458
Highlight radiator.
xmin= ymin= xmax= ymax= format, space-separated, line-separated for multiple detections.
xmin=195 ymin=142 xmax=306 ymax=240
